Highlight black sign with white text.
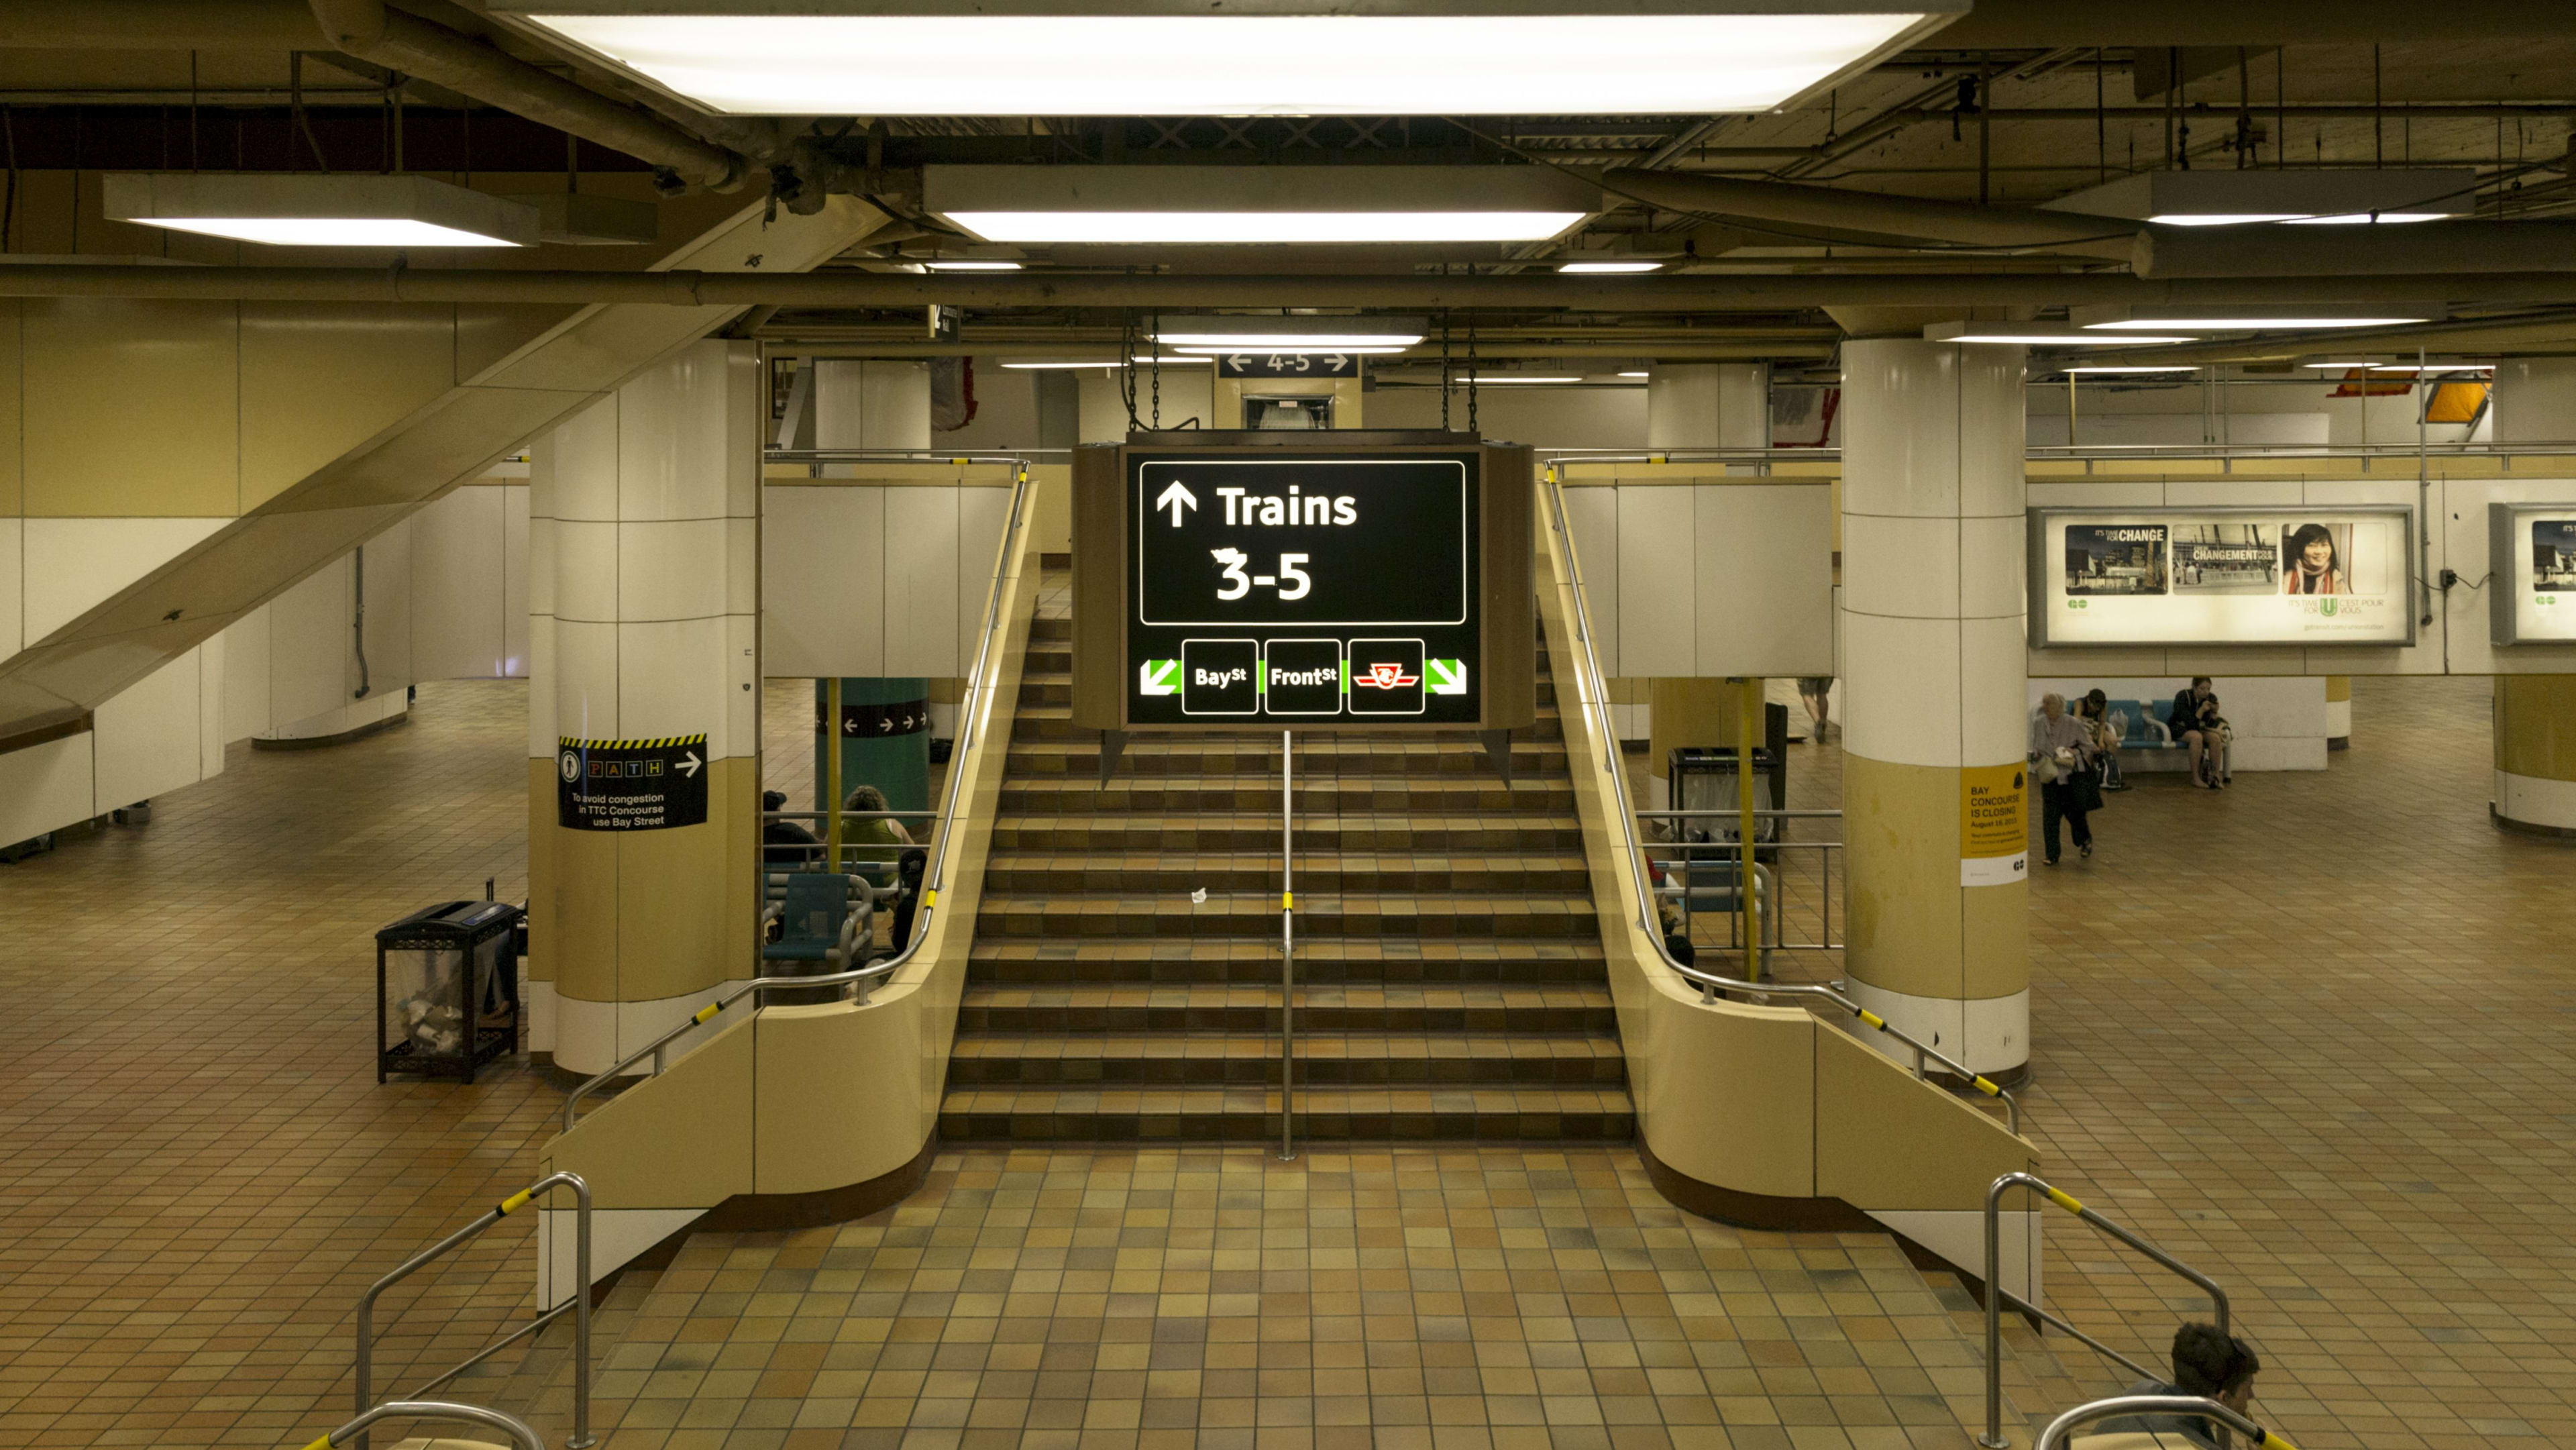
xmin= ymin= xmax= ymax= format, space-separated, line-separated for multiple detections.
xmin=1127 ymin=452 xmax=1480 ymax=726
xmin=557 ymin=734 xmax=710 ymax=831
xmin=1216 ymin=351 xmax=1362 ymax=378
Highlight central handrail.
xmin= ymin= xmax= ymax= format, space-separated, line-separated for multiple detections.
xmin=1982 ymin=1172 xmax=2231 ymax=1450
xmin=1279 ymin=729 xmax=1296 ymax=1163
xmin=302 ymin=1400 xmax=546 ymax=1450
xmin=560 ymin=468 xmax=1033 ymax=1132
xmin=356 ymin=1173 xmax=590 ymax=1450
xmin=2037 ymin=1395 xmax=2297 ymax=1450
xmin=1539 ymin=472 xmax=2021 ymax=1132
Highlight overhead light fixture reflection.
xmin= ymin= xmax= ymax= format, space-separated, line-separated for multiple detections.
xmin=1558 ymin=260 xmax=1663 ymax=273
xmin=1455 ymin=374 xmax=1584 ymax=384
xmin=1132 ymin=354 xmax=1212 ymax=364
xmin=2298 ymin=362 xmax=2396 ymax=370
xmin=2086 ymin=317 xmax=2428 ymax=331
xmin=1927 ymin=323 xmax=2194 ymax=346
xmin=1000 ymin=360 xmax=1121 ymax=370
xmin=2365 ymin=363 xmax=2493 ymax=374
xmin=496 ymin=6 xmax=1966 ymax=117
xmin=103 ymin=172 xmax=537 ymax=247
xmin=1618 ymin=370 xmax=1652 ymax=378
xmin=2062 ymin=365 xmax=2201 ymax=374
xmin=2043 ymin=168 xmax=2475 ymax=227
xmin=926 ymin=166 xmax=1597 ymax=245
xmin=922 ymin=259 xmax=1023 ymax=270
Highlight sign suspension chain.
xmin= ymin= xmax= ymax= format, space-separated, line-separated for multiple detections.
xmin=1439 ymin=302 xmax=1453 ymax=431
xmin=1150 ymin=309 xmax=1162 ymax=429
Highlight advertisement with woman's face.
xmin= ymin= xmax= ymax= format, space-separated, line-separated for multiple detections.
xmin=2033 ymin=507 xmax=2414 ymax=646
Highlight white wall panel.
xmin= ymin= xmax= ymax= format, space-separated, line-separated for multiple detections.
xmin=501 ymin=486 xmax=531 ymax=676
xmin=0 ymin=517 xmax=20 ymax=654
xmin=21 ymin=517 xmax=226 ymax=640
xmin=884 ymin=488 xmax=962 ymax=676
xmin=957 ymin=484 xmax=1012 ymax=663
xmin=411 ymin=484 xmax=508 ymax=680
xmin=1691 ymin=484 xmax=1834 ymax=677
xmin=220 ymin=609 xmax=272 ymax=742
xmin=266 ymin=561 xmax=352 ymax=729
xmin=93 ymin=648 xmax=210 ymax=807
xmin=1560 ymin=486 xmax=1619 ymax=676
xmin=0 ymin=733 xmax=94 ymax=845
xmin=1613 ymin=486 xmax=1695 ymax=677
xmin=761 ymin=486 xmax=886 ymax=678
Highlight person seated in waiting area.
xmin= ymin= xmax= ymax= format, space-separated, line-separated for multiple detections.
xmin=843 ymin=783 xmax=916 ymax=881
xmin=2170 ymin=677 xmax=2231 ymax=790
xmin=760 ymin=790 xmax=822 ymax=869
xmin=2094 ymin=1323 xmax=2261 ymax=1449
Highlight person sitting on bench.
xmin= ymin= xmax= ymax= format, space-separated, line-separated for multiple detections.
xmin=2169 ymin=678 xmax=2231 ymax=789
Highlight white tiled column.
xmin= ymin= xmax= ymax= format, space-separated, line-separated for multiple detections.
xmin=1646 ymin=363 xmax=1767 ymax=453
xmin=527 ymin=340 xmax=763 ymax=1075
xmin=1838 ymin=340 xmax=2031 ymax=1081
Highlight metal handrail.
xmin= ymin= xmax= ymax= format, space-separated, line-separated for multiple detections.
xmin=1983 ymin=1172 xmax=2231 ymax=1450
xmin=2037 ymin=1395 xmax=2296 ymax=1450
xmin=766 ymin=448 xmax=1041 ymax=465
xmin=356 ymin=1174 xmax=590 ymax=1450
xmin=302 ymin=1400 xmax=546 ymax=1450
xmin=1278 ymin=730 xmax=1296 ymax=1163
xmin=1540 ymin=472 xmax=2022 ymax=1133
xmin=560 ymin=468 xmax=1033 ymax=1132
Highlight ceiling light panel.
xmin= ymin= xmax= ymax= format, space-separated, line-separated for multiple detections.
xmin=500 ymin=3 xmax=1964 ymax=117
xmin=2086 ymin=317 xmax=2428 ymax=331
xmin=103 ymin=172 xmax=537 ymax=248
xmin=2043 ymin=168 xmax=2476 ymax=226
xmin=1558 ymin=260 xmax=1664 ymax=273
xmin=927 ymin=165 xmax=1599 ymax=246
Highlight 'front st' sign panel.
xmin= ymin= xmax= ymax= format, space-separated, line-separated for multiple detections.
xmin=1130 ymin=450 xmax=1485 ymax=727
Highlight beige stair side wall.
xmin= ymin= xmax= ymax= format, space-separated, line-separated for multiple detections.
xmin=1538 ymin=486 xmax=2037 ymax=1216
xmin=541 ymin=509 xmax=1038 ymax=1227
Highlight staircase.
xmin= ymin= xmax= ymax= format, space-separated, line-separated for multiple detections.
xmin=939 ymin=590 xmax=1633 ymax=1144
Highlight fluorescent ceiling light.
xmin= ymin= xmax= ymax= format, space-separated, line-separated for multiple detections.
xmin=943 ymin=209 xmax=1589 ymax=244
xmin=1456 ymin=374 xmax=1584 ymax=384
xmin=1928 ymin=325 xmax=2194 ymax=346
xmin=2086 ymin=317 xmax=2428 ymax=331
xmin=499 ymin=5 xmax=1964 ymax=117
xmin=103 ymin=172 xmax=537 ymax=248
xmin=2367 ymin=363 xmax=2491 ymax=374
xmin=2063 ymin=365 xmax=2201 ymax=374
xmin=1132 ymin=354 xmax=1212 ymax=364
xmin=922 ymin=259 xmax=1022 ymax=270
xmin=1170 ymin=344 xmax=1411 ymax=357
xmin=1162 ymin=335 xmax=1423 ymax=350
xmin=1619 ymin=370 xmax=1652 ymax=378
xmin=2043 ymin=168 xmax=2475 ymax=226
xmin=1558 ymin=260 xmax=1664 ymax=273
xmin=927 ymin=164 xmax=1599 ymax=245
xmin=1000 ymin=360 xmax=1120 ymax=370
xmin=2284 ymin=213 xmax=2452 ymax=225
xmin=2299 ymin=362 xmax=2396 ymax=370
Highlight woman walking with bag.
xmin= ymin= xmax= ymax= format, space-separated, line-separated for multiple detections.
xmin=2031 ymin=692 xmax=2100 ymax=866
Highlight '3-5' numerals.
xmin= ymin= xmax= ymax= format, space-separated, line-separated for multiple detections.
xmin=1212 ymin=548 xmax=1311 ymax=601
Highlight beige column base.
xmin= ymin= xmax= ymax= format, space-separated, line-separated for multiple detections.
xmin=1843 ymin=754 xmax=2031 ymax=1078
xmin=2493 ymin=676 xmax=2576 ymax=835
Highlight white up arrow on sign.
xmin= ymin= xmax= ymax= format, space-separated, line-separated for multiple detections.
xmin=1157 ymin=480 xmax=1197 ymax=527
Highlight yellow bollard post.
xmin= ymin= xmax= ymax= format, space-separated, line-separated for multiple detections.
xmin=825 ymin=678 xmax=844 ymax=874
xmin=1738 ymin=676 xmax=1762 ymax=982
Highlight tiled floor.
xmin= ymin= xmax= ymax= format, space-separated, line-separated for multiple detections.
xmin=3 ymin=674 xmax=2570 ymax=1450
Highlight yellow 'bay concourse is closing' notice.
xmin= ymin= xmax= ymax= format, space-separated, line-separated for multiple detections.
xmin=1959 ymin=763 xmax=2028 ymax=886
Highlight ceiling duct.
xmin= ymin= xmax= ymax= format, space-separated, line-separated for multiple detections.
xmin=1599 ymin=169 xmax=2139 ymax=257
xmin=1937 ymin=0 xmax=2576 ymax=45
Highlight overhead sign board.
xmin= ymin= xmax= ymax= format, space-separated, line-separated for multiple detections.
xmin=2491 ymin=502 xmax=2576 ymax=644
xmin=557 ymin=734 xmax=709 ymax=831
xmin=1071 ymin=434 xmax=1532 ymax=733
xmin=1217 ymin=352 xmax=1362 ymax=379
xmin=2029 ymin=507 xmax=2417 ymax=648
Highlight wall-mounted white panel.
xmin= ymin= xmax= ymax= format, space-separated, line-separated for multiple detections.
xmin=197 ymin=631 xmax=227 ymax=779
xmin=885 ymin=488 xmax=962 ymax=676
xmin=1559 ymin=486 xmax=1619 ymax=676
xmin=266 ymin=560 xmax=352 ymax=729
xmin=957 ymin=485 xmax=1013 ymax=664
xmin=0 ymin=732 xmax=94 ymax=845
xmin=411 ymin=484 xmax=510 ymax=680
xmin=502 ymin=486 xmax=531 ymax=677
xmin=93 ymin=648 xmax=209 ymax=808
xmin=1613 ymin=486 xmax=1695 ymax=678
xmin=358 ymin=521 xmax=413 ymax=691
xmin=0 ymin=518 xmax=20 ymax=654
xmin=220 ymin=608 xmax=272 ymax=742
xmin=1692 ymin=484 xmax=1834 ymax=677
xmin=21 ymin=517 xmax=226 ymax=641
xmin=761 ymin=486 xmax=886 ymax=678
xmin=816 ymin=360 xmax=932 ymax=454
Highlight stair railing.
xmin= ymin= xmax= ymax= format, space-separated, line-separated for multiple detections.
xmin=561 ymin=468 xmax=1033 ymax=1131
xmin=2036 ymin=1394 xmax=2298 ymax=1450
xmin=1279 ymin=728 xmax=1297 ymax=1162
xmin=1982 ymin=1171 xmax=2232 ymax=1450
xmin=354 ymin=1173 xmax=591 ymax=1450
xmin=1540 ymin=470 xmax=2021 ymax=1131
xmin=300 ymin=1400 xmax=546 ymax=1450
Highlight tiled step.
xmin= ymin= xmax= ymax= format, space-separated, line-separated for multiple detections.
xmin=957 ymin=982 xmax=1618 ymax=1035
xmin=947 ymin=1031 xmax=1628 ymax=1086
xmin=936 ymin=1084 xmax=1635 ymax=1143
xmin=989 ymin=813 xmax=1585 ymax=854
xmin=974 ymin=890 xmax=1599 ymax=939
xmin=982 ymin=851 xmax=1591 ymax=896
xmin=1002 ymin=735 xmax=1572 ymax=780
xmin=969 ymin=935 xmax=1607 ymax=987
xmin=998 ymin=774 xmax=1576 ymax=815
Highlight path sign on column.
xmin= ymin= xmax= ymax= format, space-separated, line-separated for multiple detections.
xmin=557 ymin=734 xmax=710 ymax=831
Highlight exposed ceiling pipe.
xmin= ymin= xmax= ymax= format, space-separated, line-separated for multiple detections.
xmin=1937 ymin=0 xmax=2576 ymax=45
xmin=0 ymin=261 xmax=2547 ymax=310
xmin=299 ymin=0 xmax=751 ymax=189
xmin=2137 ymin=223 xmax=2576 ymax=278
xmin=1601 ymin=168 xmax=2139 ymax=256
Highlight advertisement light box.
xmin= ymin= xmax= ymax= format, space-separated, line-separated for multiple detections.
xmin=2490 ymin=503 xmax=2576 ymax=645
xmin=2029 ymin=507 xmax=2417 ymax=648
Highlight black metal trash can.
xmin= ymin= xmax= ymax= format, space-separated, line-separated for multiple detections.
xmin=376 ymin=899 xmax=522 ymax=1083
